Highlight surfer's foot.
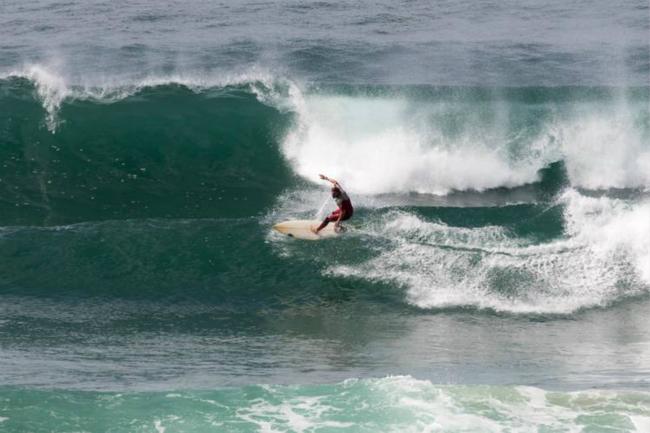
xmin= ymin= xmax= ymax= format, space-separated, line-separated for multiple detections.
xmin=310 ymin=226 xmax=319 ymax=235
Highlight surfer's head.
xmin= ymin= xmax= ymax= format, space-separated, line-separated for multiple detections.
xmin=331 ymin=187 xmax=341 ymax=198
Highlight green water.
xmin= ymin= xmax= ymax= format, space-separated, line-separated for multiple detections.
xmin=3 ymin=378 xmax=650 ymax=432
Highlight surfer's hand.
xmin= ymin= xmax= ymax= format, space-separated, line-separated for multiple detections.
xmin=319 ymin=174 xmax=327 ymax=180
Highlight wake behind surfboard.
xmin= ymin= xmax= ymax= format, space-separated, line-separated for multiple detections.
xmin=272 ymin=220 xmax=342 ymax=240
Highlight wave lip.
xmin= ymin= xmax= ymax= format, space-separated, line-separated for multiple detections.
xmin=0 ymin=63 xmax=290 ymax=132
xmin=11 ymin=65 xmax=69 ymax=131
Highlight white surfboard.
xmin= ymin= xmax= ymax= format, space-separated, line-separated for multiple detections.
xmin=272 ymin=219 xmax=341 ymax=240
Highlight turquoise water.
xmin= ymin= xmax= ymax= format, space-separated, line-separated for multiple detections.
xmin=1 ymin=0 xmax=650 ymax=431
xmin=4 ymin=378 xmax=650 ymax=432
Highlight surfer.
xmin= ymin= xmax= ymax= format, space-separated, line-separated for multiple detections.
xmin=312 ymin=174 xmax=354 ymax=234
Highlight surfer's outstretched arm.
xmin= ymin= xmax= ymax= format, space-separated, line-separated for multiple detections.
xmin=319 ymin=174 xmax=340 ymax=187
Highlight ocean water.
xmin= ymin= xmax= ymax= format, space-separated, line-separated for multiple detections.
xmin=1 ymin=0 xmax=650 ymax=431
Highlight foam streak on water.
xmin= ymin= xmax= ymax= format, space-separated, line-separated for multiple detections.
xmin=327 ymin=190 xmax=650 ymax=314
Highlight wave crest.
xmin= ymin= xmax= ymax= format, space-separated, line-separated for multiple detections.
xmin=280 ymin=88 xmax=650 ymax=195
xmin=0 ymin=63 xmax=290 ymax=132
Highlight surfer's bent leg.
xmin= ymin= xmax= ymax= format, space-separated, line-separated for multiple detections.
xmin=316 ymin=209 xmax=341 ymax=232
xmin=316 ymin=218 xmax=330 ymax=232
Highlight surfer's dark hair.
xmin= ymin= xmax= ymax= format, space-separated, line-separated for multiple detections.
xmin=331 ymin=186 xmax=341 ymax=197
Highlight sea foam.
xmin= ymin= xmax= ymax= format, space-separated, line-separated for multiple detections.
xmin=328 ymin=190 xmax=650 ymax=314
xmin=4 ymin=376 xmax=648 ymax=432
